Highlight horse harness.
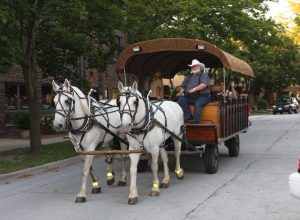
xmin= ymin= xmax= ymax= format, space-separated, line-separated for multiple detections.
xmin=117 ymin=89 xmax=185 ymax=149
xmin=55 ymin=86 xmax=128 ymax=152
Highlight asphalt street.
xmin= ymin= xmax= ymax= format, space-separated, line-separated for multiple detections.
xmin=0 ymin=114 xmax=300 ymax=220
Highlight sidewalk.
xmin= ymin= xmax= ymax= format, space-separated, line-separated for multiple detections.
xmin=0 ymin=135 xmax=69 ymax=152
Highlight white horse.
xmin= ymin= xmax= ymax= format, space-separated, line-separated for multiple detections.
xmin=117 ymin=81 xmax=184 ymax=205
xmin=52 ymin=79 xmax=127 ymax=203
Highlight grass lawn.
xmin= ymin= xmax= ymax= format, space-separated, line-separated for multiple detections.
xmin=0 ymin=141 xmax=76 ymax=174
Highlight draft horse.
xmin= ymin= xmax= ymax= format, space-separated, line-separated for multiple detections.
xmin=52 ymin=79 xmax=127 ymax=203
xmin=117 ymin=81 xmax=184 ymax=205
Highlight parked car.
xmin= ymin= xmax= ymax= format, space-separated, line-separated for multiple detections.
xmin=273 ymin=97 xmax=298 ymax=114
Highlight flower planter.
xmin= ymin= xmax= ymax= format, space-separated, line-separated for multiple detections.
xmin=20 ymin=130 xmax=30 ymax=138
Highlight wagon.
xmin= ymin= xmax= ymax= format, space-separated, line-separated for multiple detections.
xmin=115 ymin=38 xmax=254 ymax=174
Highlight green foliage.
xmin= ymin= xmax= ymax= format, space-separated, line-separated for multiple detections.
xmin=0 ymin=0 xmax=125 ymax=77
xmin=125 ymin=0 xmax=300 ymax=98
xmin=14 ymin=110 xmax=30 ymax=130
xmin=256 ymin=98 xmax=269 ymax=110
xmin=40 ymin=116 xmax=57 ymax=134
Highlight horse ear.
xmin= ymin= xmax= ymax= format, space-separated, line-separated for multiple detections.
xmin=64 ymin=79 xmax=71 ymax=90
xmin=52 ymin=80 xmax=59 ymax=93
xmin=118 ymin=81 xmax=125 ymax=92
xmin=132 ymin=81 xmax=138 ymax=93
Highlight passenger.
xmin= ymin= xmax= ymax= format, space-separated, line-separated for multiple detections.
xmin=177 ymin=59 xmax=210 ymax=124
xmin=149 ymin=72 xmax=164 ymax=100
xmin=218 ymin=81 xmax=238 ymax=99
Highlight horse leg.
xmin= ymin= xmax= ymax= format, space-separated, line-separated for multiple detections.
xmin=173 ymin=138 xmax=184 ymax=179
xmin=105 ymin=155 xmax=115 ymax=185
xmin=128 ymin=152 xmax=141 ymax=205
xmin=149 ymin=146 xmax=160 ymax=197
xmin=159 ymin=148 xmax=170 ymax=188
xmin=90 ymin=166 xmax=101 ymax=194
xmin=76 ymin=155 xmax=94 ymax=203
xmin=117 ymin=154 xmax=127 ymax=186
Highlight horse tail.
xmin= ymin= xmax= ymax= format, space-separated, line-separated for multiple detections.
xmin=80 ymin=99 xmax=91 ymax=116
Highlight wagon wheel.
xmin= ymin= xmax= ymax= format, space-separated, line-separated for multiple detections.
xmin=204 ymin=144 xmax=219 ymax=174
xmin=225 ymin=135 xmax=240 ymax=157
xmin=137 ymin=159 xmax=148 ymax=173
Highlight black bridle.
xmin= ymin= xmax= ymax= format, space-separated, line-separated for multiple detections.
xmin=54 ymin=86 xmax=89 ymax=133
xmin=54 ymin=86 xmax=76 ymax=120
xmin=117 ymin=89 xmax=153 ymax=134
xmin=117 ymin=90 xmax=139 ymax=124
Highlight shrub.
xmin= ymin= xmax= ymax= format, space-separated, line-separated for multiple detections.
xmin=256 ymin=99 xmax=268 ymax=110
xmin=14 ymin=110 xmax=30 ymax=130
xmin=40 ymin=116 xmax=56 ymax=134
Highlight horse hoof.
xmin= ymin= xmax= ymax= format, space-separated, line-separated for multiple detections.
xmin=149 ymin=191 xmax=160 ymax=197
xmin=176 ymin=174 xmax=184 ymax=180
xmin=91 ymin=187 xmax=101 ymax=194
xmin=160 ymin=182 xmax=169 ymax=188
xmin=117 ymin=181 xmax=126 ymax=187
xmin=107 ymin=178 xmax=115 ymax=185
xmin=75 ymin=197 xmax=86 ymax=203
xmin=128 ymin=197 xmax=138 ymax=205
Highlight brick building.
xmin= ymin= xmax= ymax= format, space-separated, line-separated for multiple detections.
xmin=0 ymin=33 xmax=127 ymax=137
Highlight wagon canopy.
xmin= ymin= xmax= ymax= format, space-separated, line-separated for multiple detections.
xmin=116 ymin=38 xmax=254 ymax=78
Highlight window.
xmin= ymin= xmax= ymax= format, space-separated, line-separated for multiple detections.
xmin=42 ymin=83 xmax=54 ymax=109
xmin=5 ymin=83 xmax=28 ymax=110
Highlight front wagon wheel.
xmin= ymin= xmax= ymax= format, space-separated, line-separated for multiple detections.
xmin=204 ymin=144 xmax=219 ymax=174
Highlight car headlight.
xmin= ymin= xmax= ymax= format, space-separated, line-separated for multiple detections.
xmin=272 ymin=105 xmax=276 ymax=108
xmin=285 ymin=105 xmax=289 ymax=108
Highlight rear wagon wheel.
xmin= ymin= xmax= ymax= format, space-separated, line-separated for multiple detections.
xmin=204 ymin=144 xmax=219 ymax=174
xmin=225 ymin=135 xmax=240 ymax=157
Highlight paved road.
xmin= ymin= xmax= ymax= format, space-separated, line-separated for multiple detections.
xmin=1 ymin=114 xmax=300 ymax=220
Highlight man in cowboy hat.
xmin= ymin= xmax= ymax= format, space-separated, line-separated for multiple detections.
xmin=177 ymin=59 xmax=210 ymax=123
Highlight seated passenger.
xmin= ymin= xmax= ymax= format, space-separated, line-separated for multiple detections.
xmin=149 ymin=72 xmax=164 ymax=100
xmin=218 ymin=81 xmax=238 ymax=99
xmin=177 ymin=59 xmax=210 ymax=124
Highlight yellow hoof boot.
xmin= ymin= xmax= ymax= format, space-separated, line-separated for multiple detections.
xmin=175 ymin=168 xmax=184 ymax=180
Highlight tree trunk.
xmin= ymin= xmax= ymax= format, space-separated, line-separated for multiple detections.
xmin=21 ymin=21 xmax=41 ymax=154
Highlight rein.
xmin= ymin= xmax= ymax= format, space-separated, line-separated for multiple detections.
xmin=117 ymin=90 xmax=170 ymax=149
xmin=55 ymin=86 xmax=128 ymax=151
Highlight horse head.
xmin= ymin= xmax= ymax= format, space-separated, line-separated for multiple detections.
xmin=52 ymin=79 xmax=76 ymax=131
xmin=117 ymin=81 xmax=141 ymax=132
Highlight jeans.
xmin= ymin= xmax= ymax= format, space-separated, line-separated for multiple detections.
xmin=178 ymin=95 xmax=211 ymax=122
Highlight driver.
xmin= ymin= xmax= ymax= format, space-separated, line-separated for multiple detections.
xmin=176 ymin=59 xmax=210 ymax=124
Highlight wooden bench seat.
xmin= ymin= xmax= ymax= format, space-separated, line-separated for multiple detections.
xmin=189 ymin=101 xmax=221 ymax=138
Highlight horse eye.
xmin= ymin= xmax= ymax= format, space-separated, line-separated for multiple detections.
xmin=65 ymin=99 xmax=72 ymax=105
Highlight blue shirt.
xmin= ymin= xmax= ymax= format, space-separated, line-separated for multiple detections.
xmin=181 ymin=71 xmax=210 ymax=95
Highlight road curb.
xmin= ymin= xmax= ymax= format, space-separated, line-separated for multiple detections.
xmin=0 ymin=156 xmax=82 ymax=183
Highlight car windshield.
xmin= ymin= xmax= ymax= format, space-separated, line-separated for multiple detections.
xmin=277 ymin=99 xmax=289 ymax=105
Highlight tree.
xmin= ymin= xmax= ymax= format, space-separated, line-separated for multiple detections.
xmin=0 ymin=0 xmax=124 ymax=153
xmin=125 ymin=0 xmax=300 ymax=101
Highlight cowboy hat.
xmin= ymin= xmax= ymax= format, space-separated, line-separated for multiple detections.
xmin=188 ymin=59 xmax=205 ymax=69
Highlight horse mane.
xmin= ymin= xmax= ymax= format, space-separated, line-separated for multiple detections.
xmin=71 ymin=86 xmax=92 ymax=116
